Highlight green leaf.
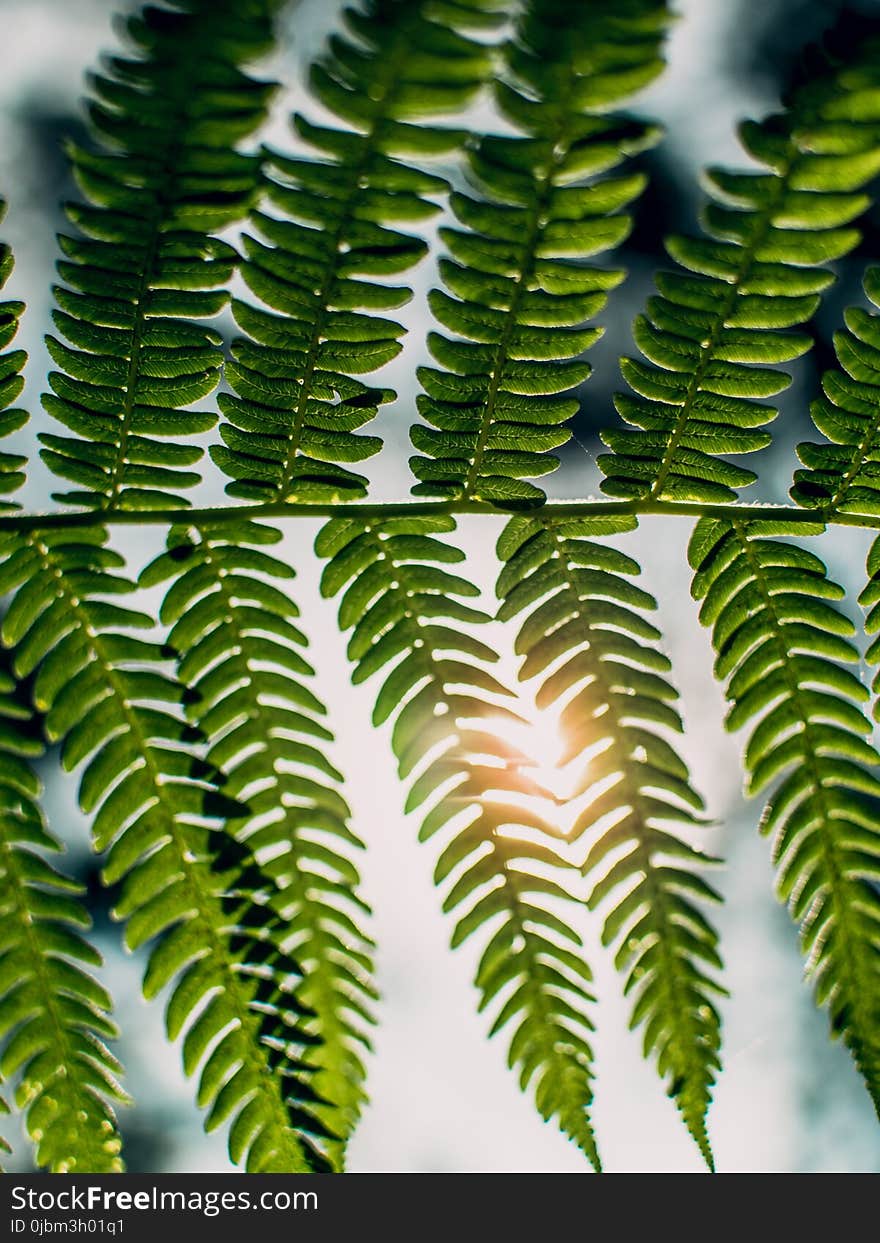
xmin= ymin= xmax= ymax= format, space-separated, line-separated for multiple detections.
xmin=217 ymin=0 xmax=501 ymax=503
xmin=319 ymin=511 xmax=602 ymax=1168
xmin=792 ymin=266 xmax=880 ymax=518
xmin=690 ymin=516 xmax=880 ymax=1115
xmin=0 ymin=204 xmax=28 ymax=503
xmin=497 ymin=513 xmax=723 ymax=1167
xmin=42 ymin=0 xmax=279 ymax=512
xmin=0 ymin=671 xmax=126 ymax=1172
xmin=411 ymin=0 xmax=672 ymax=504
xmin=143 ymin=520 xmax=375 ymax=1168
xmin=600 ymin=30 xmax=880 ymax=503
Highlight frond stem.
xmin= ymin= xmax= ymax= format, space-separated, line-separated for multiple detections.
xmin=0 ymin=498 xmax=874 ymax=533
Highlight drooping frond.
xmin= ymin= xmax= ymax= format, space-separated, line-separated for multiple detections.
xmin=0 ymin=528 xmax=334 ymax=1171
xmin=214 ymin=0 xmax=501 ymax=502
xmin=41 ymin=0 xmax=279 ymax=511
xmin=141 ymin=520 xmax=375 ymax=1168
xmin=0 ymin=669 xmax=126 ymax=1172
xmin=410 ymin=0 xmax=670 ymax=504
xmin=496 ymin=514 xmax=723 ymax=1165
xmin=0 ymin=206 xmax=27 ymax=503
xmin=317 ymin=515 xmax=601 ymax=1168
xmin=600 ymin=32 xmax=880 ymax=503
xmin=689 ymin=516 xmax=880 ymax=1114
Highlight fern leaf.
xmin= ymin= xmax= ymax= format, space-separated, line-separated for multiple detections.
xmin=791 ymin=266 xmax=880 ymax=518
xmin=140 ymin=520 xmax=376 ymax=1168
xmin=496 ymin=514 xmax=724 ymax=1165
xmin=0 ymin=1094 xmax=10 ymax=1169
xmin=689 ymin=515 xmax=880 ymax=1113
xmin=214 ymin=0 xmax=501 ymax=503
xmin=787 ymin=262 xmax=880 ymax=717
xmin=410 ymin=0 xmax=670 ymax=504
xmin=0 ymin=528 xmax=334 ymax=1171
xmin=317 ymin=515 xmax=601 ymax=1168
xmin=600 ymin=33 xmax=880 ymax=503
xmin=0 ymin=207 xmax=27 ymax=502
xmin=15 ymin=1 xmax=335 ymax=1164
xmin=41 ymin=0 xmax=278 ymax=511
xmin=0 ymin=668 xmax=126 ymax=1172
xmin=0 ymin=206 xmax=28 ymax=1178
xmin=859 ymin=539 xmax=880 ymax=719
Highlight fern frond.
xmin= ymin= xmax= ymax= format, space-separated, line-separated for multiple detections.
xmin=0 ymin=208 xmax=27 ymax=503
xmin=0 ymin=528 xmax=335 ymax=1171
xmin=859 ymin=540 xmax=880 ymax=719
xmin=0 ymin=1094 xmax=10 ymax=1169
xmin=689 ymin=515 xmax=880 ymax=1114
xmin=410 ymin=0 xmax=670 ymax=504
xmin=214 ymin=0 xmax=501 ymax=503
xmin=791 ymin=266 xmax=880 ymax=518
xmin=600 ymin=33 xmax=880 ymax=503
xmin=786 ymin=262 xmax=880 ymax=716
xmin=496 ymin=514 xmax=724 ymax=1165
xmin=140 ymin=519 xmax=375 ymax=1168
xmin=0 ymin=669 xmax=126 ymax=1172
xmin=41 ymin=0 xmax=278 ymax=511
xmin=317 ymin=515 xmax=601 ymax=1168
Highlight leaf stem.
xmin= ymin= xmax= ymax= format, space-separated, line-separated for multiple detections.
xmin=0 ymin=497 xmax=874 ymax=533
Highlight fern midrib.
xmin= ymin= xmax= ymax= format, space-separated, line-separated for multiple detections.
xmin=30 ymin=533 xmax=314 ymax=1171
xmin=461 ymin=80 xmax=579 ymax=499
xmin=730 ymin=518 xmax=872 ymax=1042
xmin=101 ymin=63 xmax=195 ymax=507
xmin=488 ymin=820 xmax=598 ymax=1157
xmin=274 ymin=16 xmax=419 ymax=501
xmin=646 ymin=151 xmax=796 ymax=501
xmin=0 ymin=819 xmax=117 ymax=1170
xmin=823 ymin=406 xmax=880 ymax=517
xmin=103 ymin=209 xmax=164 ymax=506
xmin=550 ymin=533 xmax=712 ymax=1140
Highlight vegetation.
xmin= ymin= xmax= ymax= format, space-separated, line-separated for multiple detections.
xmin=1 ymin=0 xmax=879 ymax=1172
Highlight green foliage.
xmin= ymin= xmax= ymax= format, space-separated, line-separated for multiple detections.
xmin=0 ymin=208 xmax=27 ymax=503
xmin=2 ymin=0 xmax=349 ymax=1174
xmin=41 ymin=0 xmax=278 ymax=511
xmin=789 ymin=264 xmax=880 ymax=716
xmin=0 ymin=528 xmax=337 ymax=1171
xmin=599 ymin=34 xmax=880 ymax=503
xmin=141 ymin=520 xmax=375 ymax=1167
xmin=497 ymin=514 xmax=724 ymax=1166
xmin=0 ymin=671 xmax=126 ymax=1172
xmin=689 ymin=516 xmax=880 ymax=1111
xmin=214 ymin=0 xmax=503 ymax=502
xmin=0 ymin=0 xmax=878 ymax=1177
xmin=412 ymin=0 xmax=670 ymax=504
xmin=317 ymin=513 xmax=601 ymax=1167
xmin=792 ymin=267 xmax=880 ymax=518
xmin=859 ymin=538 xmax=880 ymax=716
xmin=0 ymin=1094 xmax=11 ymax=1168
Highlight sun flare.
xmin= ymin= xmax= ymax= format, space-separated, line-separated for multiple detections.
xmin=482 ymin=700 xmax=582 ymax=806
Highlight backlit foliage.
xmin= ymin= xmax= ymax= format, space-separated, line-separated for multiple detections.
xmin=0 ymin=0 xmax=878 ymax=1174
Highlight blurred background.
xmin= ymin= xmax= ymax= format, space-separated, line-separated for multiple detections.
xmin=2 ymin=0 xmax=880 ymax=1173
